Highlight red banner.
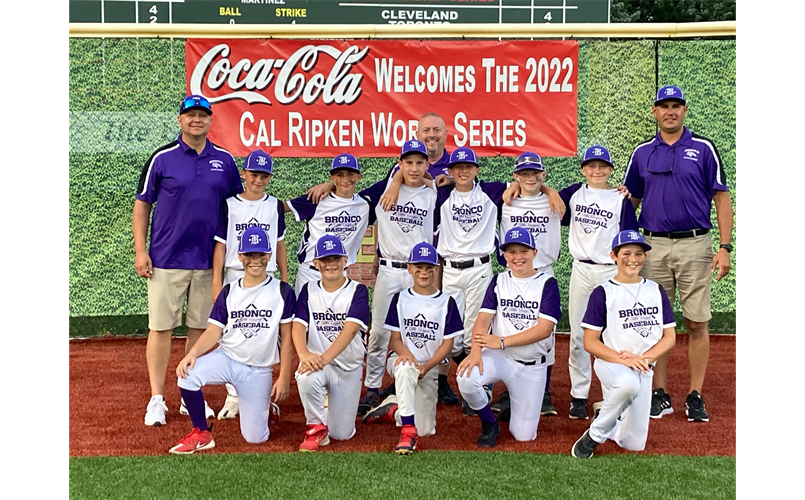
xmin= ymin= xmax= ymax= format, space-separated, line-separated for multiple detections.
xmin=185 ymin=39 xmax=577 ymax=157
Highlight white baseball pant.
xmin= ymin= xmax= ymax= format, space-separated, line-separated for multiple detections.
xmin=386 ymin=353 xmax=439 ymax=436
xmin=177 ymin=348 xmax=273 ymax=443
xmin=365 ymin=264 xmax=414 ymax=389
xmin=588 ymin=358 xmax=653 ymax=451
xmin=457 ymin=349 xmax=548 ymax=441
xmin=568 ymin=260 xmax=617 ymax=399
xmin=441 ymin=260 xmax=493 ymax=355
xmin=295 ymin=364 xmax=362 ymax=441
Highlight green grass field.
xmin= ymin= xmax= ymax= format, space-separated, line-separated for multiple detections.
xmin=70 ymin=452 xmax=735 ymax=500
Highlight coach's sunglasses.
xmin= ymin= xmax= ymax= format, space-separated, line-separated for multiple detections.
xmin=179 ymin=96 xmax=212 ymax=114
xmin=645 ymin=144 xmax=676 ymax=174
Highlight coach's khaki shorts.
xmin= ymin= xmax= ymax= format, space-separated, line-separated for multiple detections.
xmin=640 ymin=233 xmax=713 ymax=323
xmin=147 ymin=268 xmax=213 ymax=331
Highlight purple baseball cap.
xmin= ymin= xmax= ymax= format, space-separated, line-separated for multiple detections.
xmin=239 ymin=226 xmax=272 ymax=254
xmin=500 ymin=226 xmax=536 ymax=251
xmin=179 ymin=94 xmax=212 ymax=115
xmin=581 ymin=145 xmax=614 ymax=168
xmin=514 ymin=152 xmax=544 ymax=172
xmin=611 ymin=230 xmax=652 ymax=252
xmin=448 ymin=147 xmax=479 ymax=168
xmin=331 ymin=153 xmax=360 ymax=173
xmin=314 ymin=235 xmax=347 ymax=259
xmin=243 ymin=150 xmax=273 ymax=174
xmin=401 ymin=139 xmax=428 ymax=159
xmin=654 ymin=85 xmax=686 ymax=106
xmin=408 ymin=242 xmax=439 ymax=266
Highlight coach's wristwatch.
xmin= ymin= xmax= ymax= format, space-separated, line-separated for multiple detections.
xmin=719 ymin=243 xmax=733 ymax=253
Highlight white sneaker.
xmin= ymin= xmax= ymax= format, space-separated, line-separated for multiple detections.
xmin=179 ymin=398 xmax=215 ymax=419
xmin=145 ymin=396 xmax=167 ymax=426
xmin=218 ymin=394 xmax=239 ymax=420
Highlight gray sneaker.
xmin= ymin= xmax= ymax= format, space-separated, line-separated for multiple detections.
xmin=569 ymin=398 xmax=589 ymax=420
xmin=650 ymin=389 xmax=674 ymax=419
xmin=571 ymin=429 xmax=599 ymax=458
xmin=357 ymin=391 xmax=380 ymax=417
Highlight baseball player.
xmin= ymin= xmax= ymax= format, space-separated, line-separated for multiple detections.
xmin=362 ymin=241 xmax=463 ymax=454
xmin=457 ymin=227 xmax=561 ymax=447
xmin=293 ymin=235 xmax=370 ymax=452
xmin=571 ymin=230 xmax=676 ymax=458
xmin=559 ymin=145 xmax=639 ymax=420
xmin=284 ymin=153 xmax=375 ymax=296
xmin=210 ymin=149 xmax=287 ymax=420
xmin=169 ymin=226 xmax=295 ymax=454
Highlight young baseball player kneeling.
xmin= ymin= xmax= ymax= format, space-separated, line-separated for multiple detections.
xmin=169 ymin=227 xmax=295 ymax=454
xmin=457 ymin=227 xmax=561 ymax=447
xmin=292 ymin=235 xmax=370 ymax=452
xmin=571 ymin=230 xmax=676 ymax=458
xmin=362 ymin=241 xmax=463 ymax=454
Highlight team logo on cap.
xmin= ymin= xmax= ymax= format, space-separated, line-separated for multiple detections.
xmin=403 ymin=313 xmax=439 ymax=349
xmin=209 ymin=159 xmax=224 ymax=172
xmin=325 ymin=240 xmax=336 ymax=251
xmin=500 ymin=294 xmax=539 ymax=331
xmin=419 ymin=246 xmax=430 ymax=257
xmin=231 ymin=303 xmax=274 ymax=339
xmin=593 ymin=147 xmax=604 ymax=157
xmin=664 ymin=87 xmax=677 ymax=96
xmin=574 ymin=202 xmax=614 ymax=234
xmin=339 ymin=156 xmax=349 ymax=164
xmin=456 ymin=150 xmax=469 ymax=160
xmin=249 ymin=233 xmax=261 ymax=245
xmin=390 ymin=201 xmax=428 ymax=234
xmin=256 ymin=156 xmax=268 ymax=166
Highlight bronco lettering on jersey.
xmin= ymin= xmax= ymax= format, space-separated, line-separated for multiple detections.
xmin=500 ymin=294 xmax=539 ymax=331
xmin=573 ymin=202 xmax=615 ymax=234
xmin=231 ymin=304 xmax=275 ymax=338
xmin=312 ymin=307 xmax=348 ymax=342
xmin=451 ymin=203 xmax=484 ymax=232
xmin=618 ymin=304 xmax=661 ymax=337
xmin=403 ymin=313 xmax=439 ymax=348
xmin=324 ymin=210 xmax=361 ymax=241
xmin=509 ymin=210 xmax=550 ymax=235
xmin=389 ymin=201 xmax=428 ymax=234
xmin=235 ymin=217 xmax=272 ymax=239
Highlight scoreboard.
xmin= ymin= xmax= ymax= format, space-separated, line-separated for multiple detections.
xmin=69 ymin=0 xmax=610 ymax=25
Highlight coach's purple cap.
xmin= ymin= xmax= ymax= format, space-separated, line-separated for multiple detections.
xmin=314 ymin=235 xmax=347 ymax=259
xmin=408 ymin=242 xmax=439 ymax=266
xmin=654 ymin=85 xmax=686 ymax=105
xmin=581 ymin=145 xmax=614 ymax=168
xmin=611 ymin=230 xmax=652 ymax=252
xmin=500 ymin=226 xmax=536 ymax=251
xmin=400 ymin=139 xmax=428 ymax=159
xmin=514 ymin=152 xmax=544 ymax=172
xmin=239 ymin=226 xmax=272 ymax=254
xmin=243 ymin=150 xmax=273 ymax=174
xmin=331 ymin=153 xmax=360 ymax=173
xmin=448 ymin=147 xmax=479 ymax=168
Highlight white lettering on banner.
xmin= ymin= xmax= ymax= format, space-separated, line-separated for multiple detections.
xmin=371 ymin=113 xmax=418 ymax=147
xmin=288 ymin=112 xmax=364 ymax=148
xmin=189 ymin=43 xmax=369 ymax=106
xmin=380 ymin=10 xmax=458 ymax=23
xmin=239 ymin=112 xmax=281 ymax=147
xmin=375 ymin=59 xmax=475 ymax=93
xmin=453 ymin=112 xmax=526 ymax=148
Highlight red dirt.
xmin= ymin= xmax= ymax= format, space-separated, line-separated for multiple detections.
xmin=69 ymin=334 xmax=735 ymax=457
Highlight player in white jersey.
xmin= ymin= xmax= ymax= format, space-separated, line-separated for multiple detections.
xmin=211 ymin=150 xmax=288 ymax=420
xmin=292 ymin=235 xmax=370 ymax=452
xmin=457 ymin=227 xmax=562 ymax=447
xmin=362 ymin=242 xmax=463 ymax=454
xmin=284 ymin=153 xmax=374 ymax=296
xmin=571 ymin=230 xmax=676 ymax=458
xmin=558 ymin=145 xmax=639 ymax=420
xmin=169 ymin=226 xmax=295 ymax=454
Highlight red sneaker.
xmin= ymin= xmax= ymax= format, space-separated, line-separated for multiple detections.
xmin=299 ymin=424 xmax=330 ymax=452
xmin=269 ymin=402 xmax=280 ymax=425
xmin=362 ymin=396 xmax=398 ymax=425
xmin=395 ymin=425 xmax=419 ymax=455
xmin=169 ymin=427 xmax=215 ymax=455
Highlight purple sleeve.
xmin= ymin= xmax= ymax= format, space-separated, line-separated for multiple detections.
xmin=538 ymin=277 xmax=562 ymax=323
xmin=209 ymin=284 xmax=230 ymax=326
xmin=659 ymin=285 xmax=676 ymax=325
xmin=434 ymin=185 xmax=453 ymax=230
xmin=347 ymin=284 xmax=371 ymax=327
xmin=480 ymin=181 xmax=507 ymax=203
xmin=619 ymin=196 xmax=640 ymax=232
xmin=384 ymin=293 xmax=401 ymax=329
xmin=480 ymin=275 xmax=499 ymax=312
xmin=581 ymin=286 xmax=607 ymax=329
xmin=294 ymin=284 xmax=310 ymax=325
xmin=703 ymin=140 xmax=729 ymax=194
xmin=359 ymin=179 xmax=387 ymax=209
xmin=276 ymin=199 xmax=287 ymax=239
xmin=623 ymin=151 xmax=645 ymax=199
xmin=280 ymin=281 xmax=296 ymax=322
xmin=214 ymin=201 xmax=229 ymax=242
xmin=444 ymin=296 xmax=464 ymax=337
xmin=227 ymin=159 xmax=243 ymax=198
xmin=559 ymin=183 xmax=582 ymax=226
xmin=135 ymin=152 xmax=161 ymax=203
xmin=287 ymin=194 xmax=318 ymax=222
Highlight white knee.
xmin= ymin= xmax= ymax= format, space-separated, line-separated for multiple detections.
xmin=295 ymin=371 xmax=324 ymax=394
xmin=611 ymin=375 xmax=640 ymax=402
xmin=242 ymin=426 xmax=269 ymax=444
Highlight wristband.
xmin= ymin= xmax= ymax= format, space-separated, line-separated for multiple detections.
xmin=500 ymin=337 xmax=505 ymax=350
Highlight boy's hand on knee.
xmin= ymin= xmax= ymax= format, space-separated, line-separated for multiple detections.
xmin=176 ymin=354 xmax=196 ymax=379
xmin=457 ymin=353 xmax=482 ymax=377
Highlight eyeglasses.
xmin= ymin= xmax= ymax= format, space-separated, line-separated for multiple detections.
xmin=180 ymin=96 xmax=211 ymax=113
xmin=645 ymin=144 xmax=676 ymax=174
xmin=516 ymin=154 xmax=542 ymax=167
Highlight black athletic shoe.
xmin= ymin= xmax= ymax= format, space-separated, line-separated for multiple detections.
xmin=569 ymin=398 xmax=589 ymax=420
xmin=437 ymin=379 xmax=459 ymax=405
xmin=477 ymin=419 xmax=500 ymax=448
xmin=379 ymin=382 xmax=396 ymax=399
xmin=491 ymin=390 xmax=511 ymax=422
xmin=357 ymin=391 xmax=380 ymax=417
xmin=685 ymin=391 xmax=710 ymax=422
xmin=650 ymin=388 xmax=674 ymax=419
xmin=571 ymin=430 xmax=599 ymax=458
xmin=541 ymin=392 xmax=558 ymax=416
xmin=461 ymin=398 xmax=477 ymax=417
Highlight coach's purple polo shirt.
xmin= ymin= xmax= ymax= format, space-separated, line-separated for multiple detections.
xmin=623 ymin=127 xmax=729 ymax=233
xmin=428 ymin=149 xmax=451 ymax=180
xmin=136 ymin=136 xmax=243 ymax=269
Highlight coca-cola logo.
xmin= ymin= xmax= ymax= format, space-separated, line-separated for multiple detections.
xmin=189 ymin=43 xmax=370 ymax=106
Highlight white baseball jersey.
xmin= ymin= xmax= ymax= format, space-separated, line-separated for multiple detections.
xmin=559 ymin=184 xmax=639 ymax=264
xmin=384 ymin=289 xmax=464 ymax=364
xmin=497 ymin=193 xmax=561 ymax=269
xmin=480 ymin=271 xmax=562 ymax=363
xmin=287 ymin=192 xmax=374 ymax=266
xmin=208 ymin=276 xmax=296 ymax=367
xmin=435 ymin=181 xmax=508 ymax=260
xmin=581 ymin=277 xmax=676 ymax=355
xmin=294 ymin=279 xmax=370 ymax=372
xmin=215 ymin=194 xmax=286 ymax=274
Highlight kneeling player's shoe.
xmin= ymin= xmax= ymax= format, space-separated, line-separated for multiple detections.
xmin=650 ymin=388 xmax=674 ymax=419
xmin=217 ymin=394 xmax=239 ymax=420
xmin=395 ymin=425 xmax=419 ymax=455
xmin=461 ymin=398 xmax=477 ymax=417
xmin=179 ymin=398 xmax=215 ymax=420
xmin=379 ymin=382 xmax=397 ymax=399
xmin=541 ymin=392 xmax=558 ymax=416
xmin=169 ymin=427 xmax=215 ymax=455
xmin=438 ymin=379 xmax=459 ymax=405
xmin=491 ymin=390 xmax=511 ymax=423
xmin=571 ymin=429 xmax=599 ymax=459
xmin=357 ymin=391 xmax=380 ymax=417
xmin=363 ymin=395 xmax=398 ymax=424
xmin=299 ymin=424 xmax=330 ymax=452
xmin=569 ymin=398 xmax=589 ymax=419
xmin=685 ymin=391 xmax=710 ymax=422
xmin=145 ymin=396 xmax=168 ymax=427
xmin=592 ymin=401 xmax=603 ymax=421
xmin=269 ymin=402 xmax=281 ymax=425
xmin=484 ymin=383 xmax=494 ymax=403
xmin=477 ymin=419 xmax=500 ymax=448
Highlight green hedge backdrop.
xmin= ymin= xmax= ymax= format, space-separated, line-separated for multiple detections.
xmin=68 ymin=38 xmax=736 ymax=336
